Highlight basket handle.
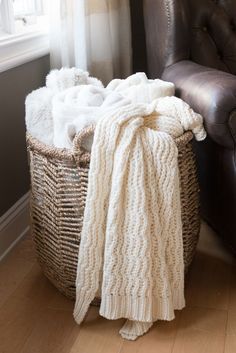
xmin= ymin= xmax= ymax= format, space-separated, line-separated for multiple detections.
xmin=73 ymin=125 xmax=96 ymax=165
xmin=73 ymin=125 xmax=193 ymax=164
xmin=175 ymin=131 xmax=193 ymax=148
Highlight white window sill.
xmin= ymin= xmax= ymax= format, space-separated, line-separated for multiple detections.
xmin=0 ymin=29 xmax=49 ymax=73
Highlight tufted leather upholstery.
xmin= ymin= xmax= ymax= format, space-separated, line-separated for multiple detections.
xmin=143 ymin=0 xmax=236 ymax=76
xmin=189 ymin=0 xmax=236 ymax=74
xmin=141 ymin=0 xmax=236 ymax=253
xmin=143 ymin=0 xmax=190 ymax=77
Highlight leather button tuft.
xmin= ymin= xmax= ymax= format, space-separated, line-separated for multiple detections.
xmin=203 ymin=26 xmax=207 ymax=32
xmin=230 ymin=21 xmax=235 ymax=31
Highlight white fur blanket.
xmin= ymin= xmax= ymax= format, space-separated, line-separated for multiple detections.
xmin=107 ymin=72 xmax=175 ymax=103
xmin=25 ymin=70 xmax=175 ymax=150
xmin=25 ymin=68 xmax=104 ymax=146
xmin=25 ymin=87 xmax=54 ymax=146
xmin=46 ymin=67 xmax=103 ymax=93
xmin=52 ymin=85 xmax=130 ymax=150
xmin=51 ymin=73 xmax=175 ymax=150
xmin=73 ymin=97 xmax=206 ymax=340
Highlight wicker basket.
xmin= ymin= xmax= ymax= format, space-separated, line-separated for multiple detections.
xmin=27 ymin=127 xmax=200 ymax=300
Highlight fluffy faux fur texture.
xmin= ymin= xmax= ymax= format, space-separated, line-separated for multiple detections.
xmin=25 ymin=71 xmax=176 ymax=150
xmin=25 ymin=68 xmax=104 ymax=147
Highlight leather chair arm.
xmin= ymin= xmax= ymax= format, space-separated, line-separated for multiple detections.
xmin=162 ymin=60 xmax=236 ymax=149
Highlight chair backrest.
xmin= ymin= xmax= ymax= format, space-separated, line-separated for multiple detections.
xmin=142 ymin=0 xmax=236 ymax=77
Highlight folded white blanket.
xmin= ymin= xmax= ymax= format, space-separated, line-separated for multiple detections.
xmin=25 ymin=87 xmax=54 ymax=145
xmin=26 ymin=71 xmax=177 ymax=149
xmin=52 ymin=85 xmax=131 ymax=151
xmin=107 ymin=72 xmax=175 ymax=104
xmin=52 ymin=73 xmax=176 ymax=150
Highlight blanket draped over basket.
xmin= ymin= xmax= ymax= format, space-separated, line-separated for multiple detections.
xmin=73 ymin=97 xmax=206 ymax=340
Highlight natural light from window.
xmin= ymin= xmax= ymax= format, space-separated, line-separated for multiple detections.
xmin=0 ymin=0 xmax=49 ymax=38
xmin=0 ymin=0 xmax=49 ymax=73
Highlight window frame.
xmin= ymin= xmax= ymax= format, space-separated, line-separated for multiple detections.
xmin=0 ymin=0 xmax=15 ymax=33
xmin=0 ymin=0 xmax=49 ymax=73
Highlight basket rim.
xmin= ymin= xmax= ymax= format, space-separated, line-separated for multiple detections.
xmin=26 ymin=128 xmax=193 ymax=162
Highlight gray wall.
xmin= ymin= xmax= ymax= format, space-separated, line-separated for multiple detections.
xmin=0 ymin=55 xmax=50 ymax=216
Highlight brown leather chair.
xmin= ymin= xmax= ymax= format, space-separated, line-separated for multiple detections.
xmin=133 ymin=0 xmax=236 ymax=252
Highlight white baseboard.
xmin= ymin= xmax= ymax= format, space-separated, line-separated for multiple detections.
xmin=0 ymin=192 xmax=30 ymax=261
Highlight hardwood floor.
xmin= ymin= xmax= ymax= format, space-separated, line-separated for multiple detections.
xmin=0 ymin=222 xmax=235 ymax=353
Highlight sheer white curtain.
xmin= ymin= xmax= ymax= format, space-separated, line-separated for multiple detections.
xmin=50 ymin=0 xmax=132 ymax=84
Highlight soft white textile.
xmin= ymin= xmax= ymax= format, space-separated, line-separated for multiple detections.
xmin=51 ymin=73 xmax=177 ymax=150
xmin=107 ymin=72 xmax=175 ymax=103
xmin=73 ymin=97 xmax=206 ymax=340
xmin=25 ymin=68 xmax=207 ymax=340
xmin=25 ymin=87 xmax=54 ymax=145
xmin=52 ymin=85 xmax=130 ymax=150
xmin=46 ymin=67 xmax=103 ymax=93
xmin=25 ymin=68 xmax=103 ymax=147
xmin=26 ymin=69 xmax=205 ymax=154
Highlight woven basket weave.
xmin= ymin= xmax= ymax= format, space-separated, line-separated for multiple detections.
xmin=27 ymin=126 xmax=200 ymax=300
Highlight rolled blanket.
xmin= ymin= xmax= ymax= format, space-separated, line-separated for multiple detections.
xmin=107 ymin=72 xmax=175 ymax=104
xmin=25 ymin=69 xmax=205 ymax=155
xmin=46 ymin=67 xmax=104 ymax=93
xmin=73 ymin=97 xmax=206 ymax=340
xmin=52 ymin=85 xmax=131 ymax=151
xmin=25 ymin=87 xmax=54 ymax=146
xmin=51 ymin=73 xmax=177 ymax=151
xmin=25 ymin=68 xmax=104 ymax=147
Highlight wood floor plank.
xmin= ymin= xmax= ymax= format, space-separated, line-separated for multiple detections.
xmin=0 ymin=296 xmax=43 ymax=353
xmin=12 ymin=262 xmax=74 ymax=312
xmin=0 ymin=258 xmax=34 ymax=308
xmin=1 ymin=222 xmax=236 ymax=353
xmin=69 ymin=306 xmax=125 ymax=353
xmin=185 ymin=250 xmax=231 ymax=310
xmin=224 ymin=334 xmax=236 ymax=353
xmin=12 ymin=232 xmax=35 ymax=262
xmin=184 ymin=223 xmax=233 ymax=311
xmin=0 ymin=233 xmax=35 ymax=309
xmin=228 ymin=261 xmax=236 ymax=317
xmin=120 ymin=312 xmax=181 ymax=353
xmin=226 ymin=311 xmax=236 ymax=335
xmin=19 ymin=308 xmax=80 ymax=353
xmin=225 ymin=263 xmax=236 ymax=351
xmin=172 ymin=307 xmax=227 ymax=353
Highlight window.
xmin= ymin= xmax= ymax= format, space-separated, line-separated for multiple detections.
xmin=0 ymin=0 xmax=48 ymax=37
xmin=0 ymin=0 xmax=49 ymax=73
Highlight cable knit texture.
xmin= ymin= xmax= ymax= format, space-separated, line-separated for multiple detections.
xmin=73 ymin=96 xmax=206 ymax=340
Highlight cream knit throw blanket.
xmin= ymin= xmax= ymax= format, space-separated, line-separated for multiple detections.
xmin=74 ymin=97 xmax=206 ymax=340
